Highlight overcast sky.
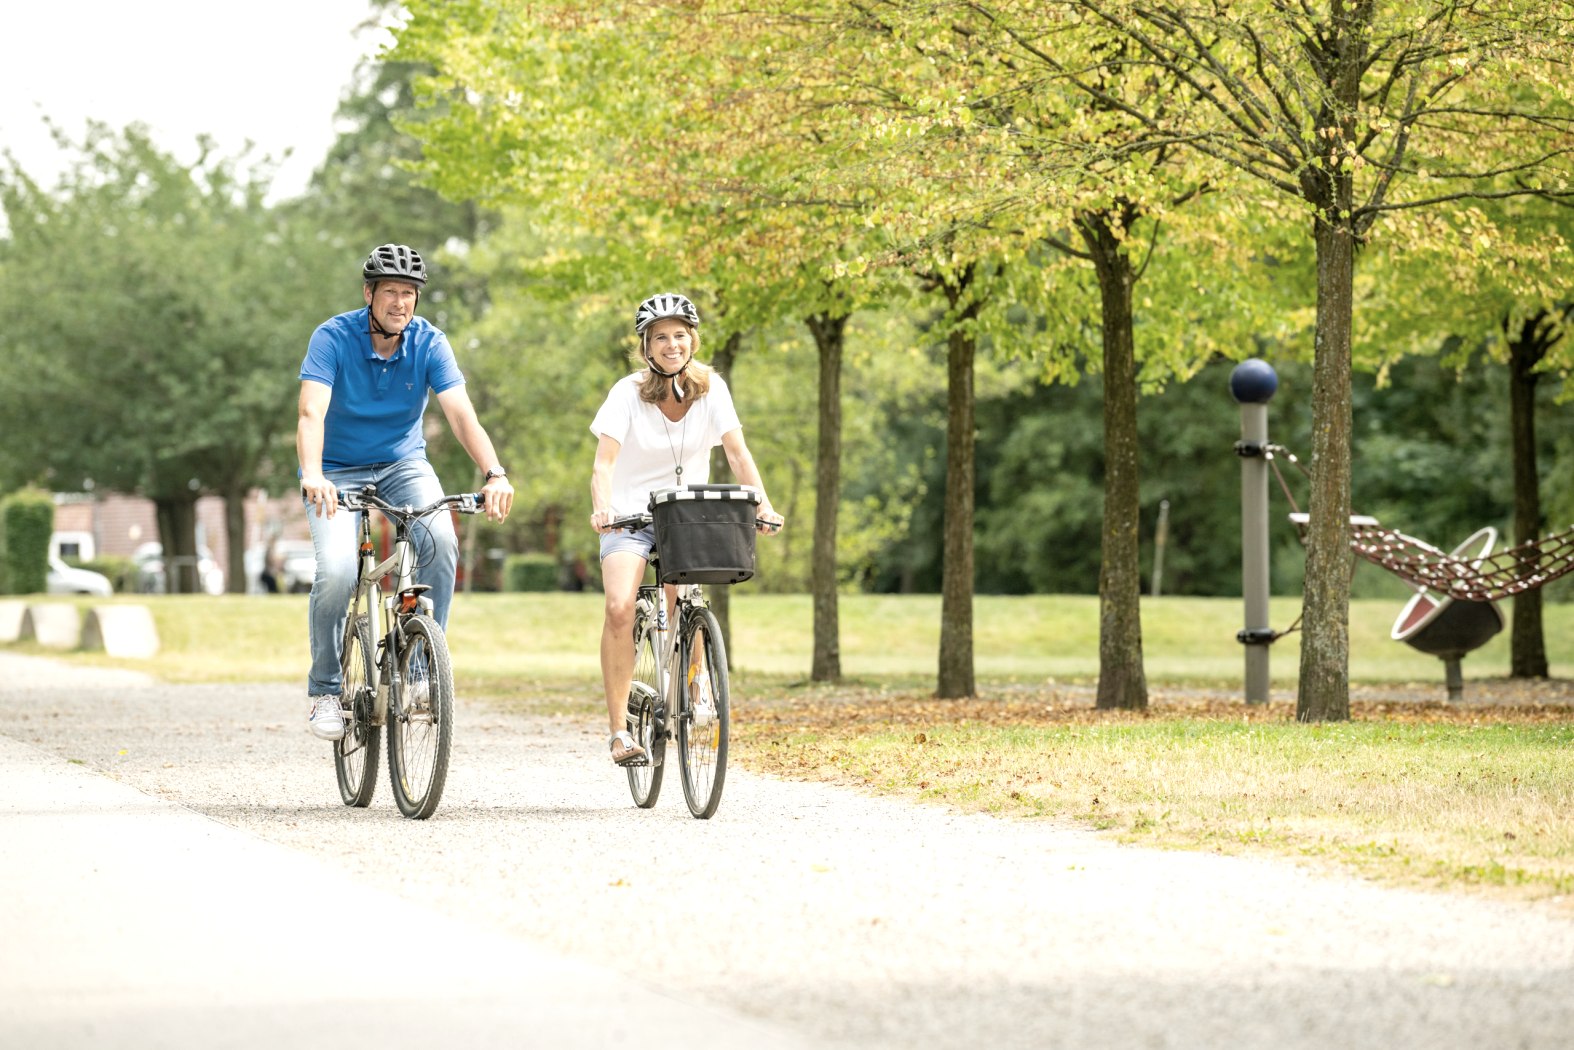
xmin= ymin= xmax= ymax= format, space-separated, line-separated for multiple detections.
xmin=1 ymin=1 xmax=396 ymax=201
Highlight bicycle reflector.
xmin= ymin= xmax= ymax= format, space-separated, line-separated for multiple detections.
xmin=399 ymin=592 xmax=421 ymax=613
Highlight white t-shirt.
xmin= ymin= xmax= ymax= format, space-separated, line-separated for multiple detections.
xmin=590 ymin=372 xmax=743 ymax=517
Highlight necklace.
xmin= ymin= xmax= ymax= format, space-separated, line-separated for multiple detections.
xmin=661 ymin=405 xmax=689 ymax=484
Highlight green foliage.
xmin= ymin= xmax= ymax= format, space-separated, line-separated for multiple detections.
xmin=503 ymin=552 xmax=560 ymax=592
xmin=2 ymin=488 xmax=54 ymax=595
xmin=75 ymin=556 xmax=135 ymax=594
xmin=0 ymin=124 xmax=345 ymax=507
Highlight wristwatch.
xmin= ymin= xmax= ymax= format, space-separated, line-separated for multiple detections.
xmin=484 ymin=467 xmax=508 ymax=482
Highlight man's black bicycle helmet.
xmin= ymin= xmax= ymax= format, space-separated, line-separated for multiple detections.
xmin=362 ymin=243 xmax=427 ymax=286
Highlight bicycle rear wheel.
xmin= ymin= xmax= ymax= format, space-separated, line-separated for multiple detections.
xmin=334 ymin=613 xmax=380 ymax=807
xmin=626 ymin=618 xmax=665 ymax=808
xmin=386 ymin=614 xmax=453 ymax=820
xmin=677 ymin=606 xmax=730 ymax=819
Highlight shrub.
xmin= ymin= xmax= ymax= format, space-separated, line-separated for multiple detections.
xmin=80 ymin=556 xmax=134 ymax=593
xmin=3 ymin=489 xmax=54 ymax=595
xmin=504 ymin=552 xmax=560 ymax=592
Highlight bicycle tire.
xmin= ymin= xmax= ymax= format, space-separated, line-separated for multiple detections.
xmin=334 ymin=613 xmax=380 ymax=807
xmin=626 ymin=615 xmax=665 ymax=808
xmin=386 ymin=614 xmax=453 ymax=820
xmin=677 ymin=606 xmax=730 ymax=819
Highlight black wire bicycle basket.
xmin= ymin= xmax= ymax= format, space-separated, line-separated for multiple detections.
xmin=648 ymin=485 xmax=762 ymax=585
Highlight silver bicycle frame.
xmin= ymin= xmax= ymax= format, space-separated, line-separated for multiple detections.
xmin=351 ymin=513 xmax=432 ymax=726
xmin=641 ymin=583 xmax=706 ymax=714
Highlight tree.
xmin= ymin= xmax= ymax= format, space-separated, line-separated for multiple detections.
xmin=1354 ymin=184 xmax=1573 ymax=675
xmin=724 ymin=3 xmax=1291 ymax=706
xmin=1503 ymin=308 xmax=1569 ymax=675
xmin=0 ymin=123 xmax=343 ymax=588
xmin=1065 ymin=0 xmax=1574 ymax=720
xmin=391 ymin=1 xmax=892 ymax=680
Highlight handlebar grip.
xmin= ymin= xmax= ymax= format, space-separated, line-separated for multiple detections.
xmin=606 ymin=515 xmax=652 ymax=532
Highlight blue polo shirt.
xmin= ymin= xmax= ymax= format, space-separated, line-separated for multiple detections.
xmin=299 ymin=308 xmax=466 ymax=470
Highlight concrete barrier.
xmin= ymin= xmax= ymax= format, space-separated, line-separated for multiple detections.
xmin=0 ymin=600 xmax=27 ymax=643
xmin=20 ymin=604 xmax=82 ymax=649
xmin=82 ymin=605 xmax=160 ymax=659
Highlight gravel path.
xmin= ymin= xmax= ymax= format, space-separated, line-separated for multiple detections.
xmin=3 ymin=652 xmax=1573 ymax=1049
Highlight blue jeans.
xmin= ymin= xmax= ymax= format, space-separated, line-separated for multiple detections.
xmin=304 ymin=459 xmax=457 ymax=697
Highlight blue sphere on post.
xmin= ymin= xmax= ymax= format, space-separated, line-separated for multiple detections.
xmin=1230 ymin=358 xmax=1278 ymax=404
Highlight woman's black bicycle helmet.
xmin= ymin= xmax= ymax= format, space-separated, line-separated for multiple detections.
xmin=362 ymin=243 xmax=427 ymax=286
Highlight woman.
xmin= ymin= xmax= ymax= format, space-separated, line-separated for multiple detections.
xmin=589 ymin=292 xmax=783 ymax=765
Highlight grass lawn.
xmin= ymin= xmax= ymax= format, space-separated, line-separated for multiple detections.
xmin=9 ymin=590 xmax=1574 ymax=906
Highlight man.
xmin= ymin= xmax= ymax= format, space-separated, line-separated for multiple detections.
xmin=297 ymin=243 xmax=513 ymax=740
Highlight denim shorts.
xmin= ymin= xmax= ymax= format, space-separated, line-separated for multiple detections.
xmin=600 ymin=523 xmax=656 ymax=562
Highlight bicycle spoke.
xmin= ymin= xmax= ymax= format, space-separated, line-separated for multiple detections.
xmin=334 ymin=614 xmax=379 ymax=807
xmin=678 ymin=607 xmax=729 ymax=819
xmin=386 ymin=616 xmax=453 ymax=819
xmin=626 ymin=612 xmax=664 ymax=808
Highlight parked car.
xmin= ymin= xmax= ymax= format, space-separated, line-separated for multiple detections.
xmin=131 ymin=542 xmax=225 ymax=595
xmin=247 ymin=539 xmax=316 ymax=594
xmin=47 ymin=556 xmax=114 ymax=596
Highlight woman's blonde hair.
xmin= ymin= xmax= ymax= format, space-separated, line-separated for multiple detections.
xmin=631 ymin=323 xmax=713 ymax=404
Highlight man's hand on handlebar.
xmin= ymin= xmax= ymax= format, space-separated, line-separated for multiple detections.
xmin=301 ymin=473 xmax=339 ymax=519
xmin=481 ymin=474 xmax=514 ymax=523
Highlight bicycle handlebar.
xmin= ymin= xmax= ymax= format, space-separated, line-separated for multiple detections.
xmin=603 ymin=511 xmax=784 ymax=535
xmin=337 ymin=486 xmax=487 ymax=518
xmin=605 ymin=513 xmax=654 ymax=532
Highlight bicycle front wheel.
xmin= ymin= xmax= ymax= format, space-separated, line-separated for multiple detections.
xmin=677 ymin=607 xmax=730 ymax=819
xmin=386 ymin=614 xmax=453 ymax=820
xmin=626 ymin=620 xmax=664 ymax=808
xmin=335 ymin=613 xmax=380 ymax=807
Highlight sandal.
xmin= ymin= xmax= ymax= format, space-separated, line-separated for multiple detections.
xmin=610 ymin=729 xmax=648 ymax=767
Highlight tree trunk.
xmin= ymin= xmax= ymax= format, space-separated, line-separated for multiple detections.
xmin=1294 ymin=7 xmax=1367 ymax=723
xmin=1080 ymin=212 xmax=1148 ymax=711
xmin=938 ymin=273 xmax=979 ymax=699
xmin=708 ymin=332 xmax=743 ymax=656
xmin=1508 ymin=312 xmax=1551 ymax=678
xmin=154 ymin=495 xmax=201 ymax=594
xmin=1296 ymin=214 xmax=1356 ymax=722
xmin=224 ymin=489 xmax=247 ymax=594
xmin=806 ymin=311 xmax=847 ymax=682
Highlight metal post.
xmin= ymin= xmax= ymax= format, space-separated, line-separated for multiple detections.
xmin=1443 ymin=656 xmax=1464 ymax=702
xmin=1151 ymin=499 xmax=1170 ymax=597
xmin=1231 ymin=360 xmax=1279 ymax=705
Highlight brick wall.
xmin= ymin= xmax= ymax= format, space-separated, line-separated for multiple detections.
xmin=52 ymin=490 xmax=312 ymax=588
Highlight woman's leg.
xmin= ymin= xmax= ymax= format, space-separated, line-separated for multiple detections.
xmin=600 ymin=550 xmax=649 ymax=759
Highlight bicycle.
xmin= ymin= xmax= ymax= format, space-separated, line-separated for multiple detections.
xmin=330 ymin=484 xmax=483 ymax=820
xmin=608 ymin=485 xmax=773 ymax=819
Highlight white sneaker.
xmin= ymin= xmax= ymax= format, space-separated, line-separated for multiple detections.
xmin=308 ymin=695 xmax=345 ymax=740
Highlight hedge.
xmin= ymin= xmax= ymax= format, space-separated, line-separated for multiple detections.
xmin=3 ymin=488 xmax=54 ymax=595
xmin=504 ymin=552 xmax=560 ymax=592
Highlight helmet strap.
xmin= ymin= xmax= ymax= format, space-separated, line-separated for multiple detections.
xmin=365 ymin=281 xmax=420 ymax=349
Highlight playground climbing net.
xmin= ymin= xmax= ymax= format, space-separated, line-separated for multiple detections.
xmin=1263 ymin=444 xmax=1574 ymax=602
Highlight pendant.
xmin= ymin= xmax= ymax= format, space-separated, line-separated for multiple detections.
xmin=675 ymin=465 xmax=684 ymax=479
